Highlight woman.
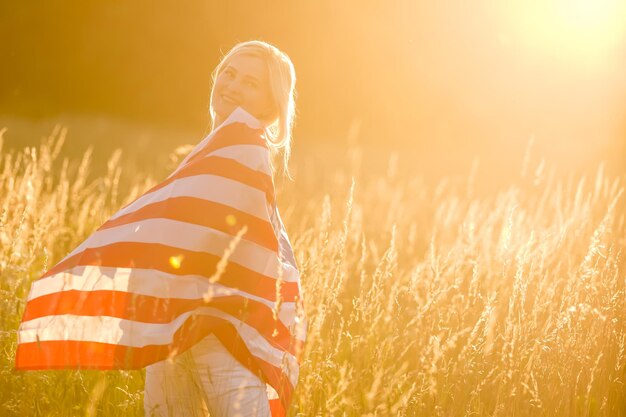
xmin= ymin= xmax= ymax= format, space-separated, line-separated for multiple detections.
xmin=15 ymin=40 xmax=303 ymax=417
xmin=143 ymin=40 xmax=301 ymax=417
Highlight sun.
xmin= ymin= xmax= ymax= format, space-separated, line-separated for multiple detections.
xmin=497 ymin=0 xmax=626 ymax=69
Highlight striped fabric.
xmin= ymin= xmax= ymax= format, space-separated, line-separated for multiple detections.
xmin=15 ymin=107 xmax=306 ymax=417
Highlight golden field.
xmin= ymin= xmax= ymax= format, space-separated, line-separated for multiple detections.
xmin=0 ymin=126 xmax=625 ymax=416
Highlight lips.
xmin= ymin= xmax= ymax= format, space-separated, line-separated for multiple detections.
xmin=221 ymin=94 xmax=240 ymax=105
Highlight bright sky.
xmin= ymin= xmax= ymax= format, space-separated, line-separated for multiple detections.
xmin=495 ymin=0 xmax=626 ymax=71
xmin=1 ymin=1 xmax=625 ymax=178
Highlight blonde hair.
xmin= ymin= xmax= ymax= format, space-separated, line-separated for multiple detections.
xmin=209 ymin=40 xmax=297 ymax=180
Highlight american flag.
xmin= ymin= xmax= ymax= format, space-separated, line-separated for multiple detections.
xmin=15 ymin=107 xmax=306 ymax=417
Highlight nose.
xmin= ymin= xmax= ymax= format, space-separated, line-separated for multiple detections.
xmin=223 ymin=78 xmax=244 ymax=98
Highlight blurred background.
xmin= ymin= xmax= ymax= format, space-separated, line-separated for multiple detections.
xmin=1 ymin=0 xmax=625 ymax=191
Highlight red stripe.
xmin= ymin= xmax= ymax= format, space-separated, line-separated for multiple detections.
xmin=140 ymin=155 xmax=275 ymax=205
xmin=17 ymin=315 xmax=210 ymax=368
xmin=22 ymin=291 xmax=298 ymax=355
xmin=269 ymin=399 xmax=286 ymax=417
xmin=99 ymin=196 xmax=278 ymax=252
xmin=39 ymin=242 xmax=298 ymax=302
xmin=15 ymin=314 xmax=221 ymax=370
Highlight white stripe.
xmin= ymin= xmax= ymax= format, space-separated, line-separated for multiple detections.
xmin=18 ymin=311 xmax=194 ymax=347
xmin=18 ymin=308 xmax=299 ymax=385
xmin=223 ymin=106 xmax=265 ymax=130
xmin=176 ymin=107 xmax=265 ymax=170
xmin=210 ymin=145 xmax=271 ymax=175
xmin=109 ymin=174 xmax=270 ymax=222
xmin=266 ymin=385 xmax=279 ymax=400
xmin=29 ymin=266 xmax=300 ymax=332
xmin=61 ymin=218 xmax=298 ymax=282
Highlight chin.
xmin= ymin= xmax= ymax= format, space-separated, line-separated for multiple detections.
xmin=213 ymin=104 xmax=235 ymax=121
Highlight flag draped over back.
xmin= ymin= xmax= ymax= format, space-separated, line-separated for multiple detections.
xmin=15 ymin=107 xmax=306 ymax=417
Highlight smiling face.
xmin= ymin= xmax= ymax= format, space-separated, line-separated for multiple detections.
xmin=211 ymin=53 xmax=276 ymax=127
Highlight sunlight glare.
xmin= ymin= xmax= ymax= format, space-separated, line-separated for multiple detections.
xmin=498 ymin=0 xmax=626 ymax=69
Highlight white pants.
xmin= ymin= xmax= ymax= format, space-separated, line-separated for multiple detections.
xmin=144 ymin=333 xmax=271 ymax=417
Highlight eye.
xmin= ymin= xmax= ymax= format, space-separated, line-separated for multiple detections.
xmin=245 ymin=80 xmax=258 ymax=88
xmin=223 ymin=68 xmax=235 ymax=78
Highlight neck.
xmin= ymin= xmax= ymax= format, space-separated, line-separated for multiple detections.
xmin=212 ymin=116 xmax=224 ymax=131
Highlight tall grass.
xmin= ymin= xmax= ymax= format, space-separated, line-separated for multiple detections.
xmin=1 ymin=126 xmax=625 ymax=416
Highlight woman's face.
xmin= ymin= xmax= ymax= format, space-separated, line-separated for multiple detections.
xmin=211 ymin=53 xmax=275 ymax=125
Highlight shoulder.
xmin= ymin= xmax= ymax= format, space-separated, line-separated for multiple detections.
xmin=211 ymin=122 xmax=268 ymax=150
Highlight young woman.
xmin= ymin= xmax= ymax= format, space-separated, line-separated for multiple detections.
xmin=143 ymin=40 xmax=300 ymax=417
xmin=210 ymin=39 xmax=296 ymax=180
xmin=14 ymin=39 xmax=302 ymax=417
